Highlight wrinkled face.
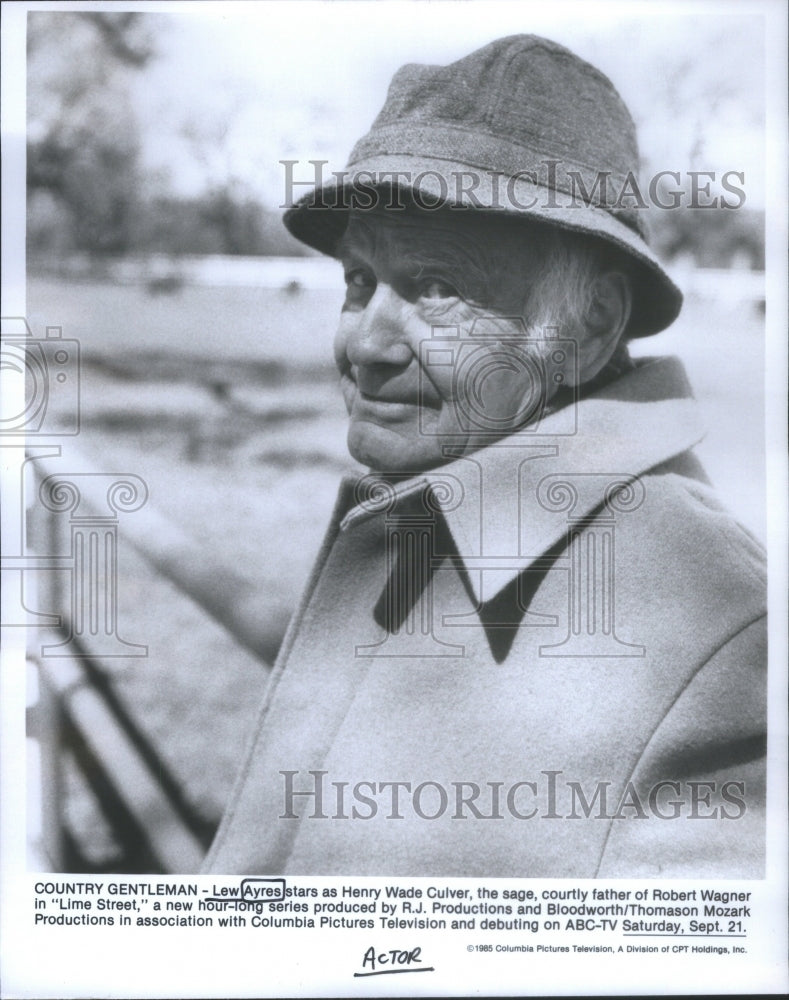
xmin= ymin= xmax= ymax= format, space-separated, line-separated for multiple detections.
xmin=334 ymin=208 xmax=573 ymax=472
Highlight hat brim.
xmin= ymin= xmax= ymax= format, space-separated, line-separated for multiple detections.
xmin=283 ymin=154 xmax=682 ymax=338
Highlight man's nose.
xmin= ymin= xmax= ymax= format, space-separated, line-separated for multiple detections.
xmin=344 ymin=283 xmax=412 ymax=367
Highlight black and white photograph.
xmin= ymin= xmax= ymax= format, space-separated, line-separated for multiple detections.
xmin=1 ymin=1 xmax=786 ymax=996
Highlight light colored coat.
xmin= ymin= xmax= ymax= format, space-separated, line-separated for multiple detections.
xmin=204 ymin=357 xmax=766 ymax=877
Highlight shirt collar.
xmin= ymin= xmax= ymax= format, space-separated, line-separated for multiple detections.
xmin=339 ymin=356 xmax=706 ymax=603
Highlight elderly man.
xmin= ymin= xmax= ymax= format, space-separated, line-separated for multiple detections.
xmin=204 ymin=35 xmax=765 ymax=877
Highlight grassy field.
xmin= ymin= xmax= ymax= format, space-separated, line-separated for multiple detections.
xmin=24 ymin=272 xmax=767 ymax=869
xmin=26 ymin=276 xmax=346 ymax=364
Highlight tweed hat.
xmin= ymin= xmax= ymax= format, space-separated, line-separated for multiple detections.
xmin=283 ymin=34 xmax=682 ymax=336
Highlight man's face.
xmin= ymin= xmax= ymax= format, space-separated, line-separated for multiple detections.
xmin=334 ymin=208 xmax=569 ymax=473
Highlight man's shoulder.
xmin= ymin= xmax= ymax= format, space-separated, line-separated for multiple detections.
xmin=640 ymin=459 xmax=764 ymax=574
xmin=613 ymin=456 xmax=766 ymax=636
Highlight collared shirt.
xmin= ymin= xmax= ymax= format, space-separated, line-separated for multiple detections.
xmin=204 ymin=356 xmax=766 ymax=877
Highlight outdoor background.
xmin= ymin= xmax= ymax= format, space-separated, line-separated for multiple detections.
xmin=22 ymin=3 xmax=767 ymax=872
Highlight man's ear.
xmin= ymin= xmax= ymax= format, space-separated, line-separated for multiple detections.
xmin=570 ymin=271 xmax=632 ymax=384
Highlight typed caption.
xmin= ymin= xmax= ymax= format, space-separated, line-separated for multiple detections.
xmin=30 ymin=876 xmax=752 ymax=955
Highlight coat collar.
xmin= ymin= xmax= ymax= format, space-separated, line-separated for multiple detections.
xmin=338 ymin=356 xmax=706 ymax=603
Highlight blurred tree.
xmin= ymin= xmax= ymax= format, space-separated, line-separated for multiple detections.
xmin=27 ymin=12 xmax=156 ymax=255
xmin=198 ymin=187 xmax=263 ymax=256
xmin=650 ymin=207 xmax=764 ymax=270
xmin=130 ymin=194 xmax=314 ymax=257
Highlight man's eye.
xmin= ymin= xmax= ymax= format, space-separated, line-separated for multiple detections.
xmin=345 ymin=269 xmax=375 ymax=291
xmin=419 ymin=279 xmax=458 ymax=300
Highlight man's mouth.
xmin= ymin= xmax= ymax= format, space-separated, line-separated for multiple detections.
xmin=359 ymin=389 xmax=411 ymax=404
xmin=354 ymin=390 xmax=417 ymax=416
xmin=356 ymin=388 xmax=442 ymax=412
xmin=339 ymin=371 xmax=442 ymax=412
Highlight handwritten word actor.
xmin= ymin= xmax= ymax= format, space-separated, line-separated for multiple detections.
xmin=204 ymin=35 xmax=766 ymax=877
